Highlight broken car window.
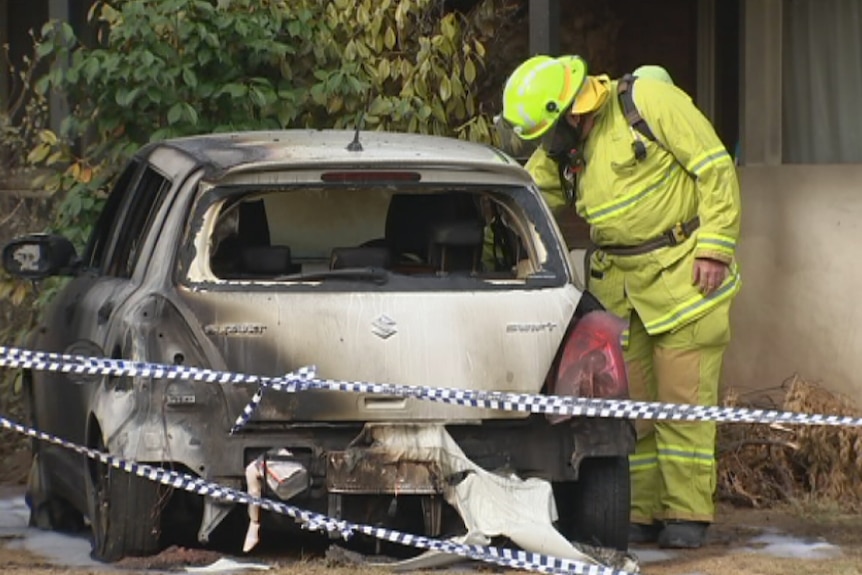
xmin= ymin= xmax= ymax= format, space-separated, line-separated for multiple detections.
xmin=202 ymin=186 xmax=549 ymax=284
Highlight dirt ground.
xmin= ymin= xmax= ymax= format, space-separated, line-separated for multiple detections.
xmin=2 ymin=481 xmax=862 ymax=575
xmin=3 ymin=368 xmax=862 ymax=575
xmin=2 ymin=437 xmax=862 ymax=574
xmin=4 ymin=391 xmax=862 ymax=570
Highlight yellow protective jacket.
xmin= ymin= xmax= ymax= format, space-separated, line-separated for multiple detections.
xmin=527 ymin=76 xmax=741 ymax=336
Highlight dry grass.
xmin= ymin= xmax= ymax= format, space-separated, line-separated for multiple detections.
xmin=644 ymin=551 xmax=862 ymax=575
xmin=718 ymin=375 xmax=862 ymax=510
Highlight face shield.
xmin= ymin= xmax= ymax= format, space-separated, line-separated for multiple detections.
xmin=493 ymin=114 xmax=540 ymax=160
xmin=495 ymin=107 xmax=584 ymax=161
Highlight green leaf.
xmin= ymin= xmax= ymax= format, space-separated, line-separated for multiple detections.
xmin=182 ymin=67 xmax=197 ymax=89
xmin=439 ymin=76 xmax=451 ymax=102
xmin=167 ymin=103 xmax=184 ymax=124
xmin=431 ymin=99 xmax=446 ymax=122
xmin=39 ymin=130 xmax=58 ymax=145
xmin=146 ymin=86 xmax=164 ymax=104
xmin=327 ymin=95 xmax=343 ymax=114
xmin=59 ymin=21 xmax=76 ymax=44
xmin=219 ymin=83 xmax=248 ymax=98
xmin=115 ymin=87 xmax=141 ymax=107
xmin=464 ymin=58 xmax=476 ymax=84
xmin=450 ymin=74 xmax=464 ymax=99
xmin=183 ymin=103 xmax=199 ymax=126
xmin=198 ymin=82 xmax=215 ymax=98
xmin=34 ymin=75 xmax=51 ymax=95
xmin=441 ymin=16 xmax=456 ymax=40
xmin=27 ymin=143 xmax=52 ymax=164
xmin=249 ymin=86 xmax=267 ymax=107
xmin=348 ymin=76 xmax=365 ymax=93
xmin=141 ymin=50 xmax=155 ymax=67
xmin=474 ymin=40 xmax=486 ymax=58
xmin=368 ymin=97 xmax=390 ymax=116
xmin=378 ymin=59 xmax=391 ymax=81
xmin=35 ymin=42 xmax=54 ymax=58
xmin=309 ymin=84 xmax=326 ymax=105
xmin=384 ymin=27 xmax=396 ymax=50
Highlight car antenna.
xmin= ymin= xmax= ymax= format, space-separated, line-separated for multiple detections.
xmin=347 ymin=92 xmax=373 ymax=152
xmin=347 ymin=123 xmax=363 ymax=152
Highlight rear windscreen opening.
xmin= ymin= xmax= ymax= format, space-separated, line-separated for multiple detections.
xmin=201 ymin=186 xmax=562 ymax=284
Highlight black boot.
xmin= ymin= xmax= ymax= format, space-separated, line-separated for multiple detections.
xmin=629 ymin=522 xmax=662 ymax=544
xmin=658 ymin=521 xmax=709 ymax=549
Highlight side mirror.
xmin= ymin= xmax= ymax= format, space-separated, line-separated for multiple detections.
xmin=2 ymin=234 xmax=79 ymax=280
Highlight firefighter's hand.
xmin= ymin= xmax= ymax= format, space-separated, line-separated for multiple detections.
xmin=692 ymin=258 xmax=729 ymax=296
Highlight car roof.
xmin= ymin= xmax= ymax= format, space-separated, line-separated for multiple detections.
xmin=146 ymin=129 xmax=531 ymax=181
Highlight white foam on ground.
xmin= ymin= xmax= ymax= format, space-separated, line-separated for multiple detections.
xmin=631 ymin=547 xmax=679 ymax=563
xmin=740 ymin=530 xmax=842 ymax=560
xmin=0 ymin=493 xmax=846 ymax=573
xmin=0 ymin=493 xmax=104 ymax=569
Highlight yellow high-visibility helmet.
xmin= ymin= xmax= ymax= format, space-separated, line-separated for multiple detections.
xmin=501 ymin=55 xmax=588 ymax=141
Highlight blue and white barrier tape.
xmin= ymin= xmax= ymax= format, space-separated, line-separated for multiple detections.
xmin=2 ymin=345 xmax=861 ymax=428
xmin=230 ymin=366 xmax=315 ymax=434
xmin=0 ymin=414 xmax=634 ymax=575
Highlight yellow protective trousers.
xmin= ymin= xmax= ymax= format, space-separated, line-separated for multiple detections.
xmin=626 ymin=298 xmax=731 ymax=524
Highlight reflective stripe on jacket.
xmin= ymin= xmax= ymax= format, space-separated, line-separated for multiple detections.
xmin=526 ymin=76 xmax=741 ymax=335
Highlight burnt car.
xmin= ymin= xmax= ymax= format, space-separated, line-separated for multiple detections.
xmin=3 ymin=130 xmax=635 ymax=561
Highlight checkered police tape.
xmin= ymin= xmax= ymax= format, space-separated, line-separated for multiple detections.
xmin=230 ymin=367 xmax=316 ymax=434
xmin=0 ymin=414 xmax=634 ymax=575
xmin=2 ymin=344 xmax=861 ymax=428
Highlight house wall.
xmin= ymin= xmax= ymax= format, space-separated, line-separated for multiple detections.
xmin=722 ymin=165 xmax=862 ymax=401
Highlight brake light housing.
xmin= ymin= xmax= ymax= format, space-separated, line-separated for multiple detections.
xmin=548 ymin=311 xmax=629 ymax=424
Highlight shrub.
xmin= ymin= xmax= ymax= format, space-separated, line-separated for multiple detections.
xmin=28 ymin=0 xmax=502 ymax=246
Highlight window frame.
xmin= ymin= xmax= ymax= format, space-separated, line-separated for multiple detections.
xmin=82 ymin=158 xmax=142 ymax=271
xmin=100 ymin=163 xmax=173 ymax=279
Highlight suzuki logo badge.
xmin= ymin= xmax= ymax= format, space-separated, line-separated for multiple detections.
xmin=371 ymin=314 xmax=398 ymax=340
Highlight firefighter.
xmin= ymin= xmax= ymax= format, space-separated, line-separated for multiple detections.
xmin=500 ymin=55 xmax=741 ymax=549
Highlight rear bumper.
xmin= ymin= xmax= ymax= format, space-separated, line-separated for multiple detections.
xmin=155 ymin=414 xmax=634 ymax=543
xmin=206 ymin=415 xmax=635 ymax=488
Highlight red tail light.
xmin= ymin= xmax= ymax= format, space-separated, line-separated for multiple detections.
xmin=548 ymin=311 xmax=629 ymax=424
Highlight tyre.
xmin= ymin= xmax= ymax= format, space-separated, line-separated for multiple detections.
xmin=26 ymin=452 xmax=85 ymax=533
xmin=87 ymin=432 xmax=165 ymax=562
xmin=555 ymin=456 xmax=630 ymax=551
xmin=24 ymin=373 xmax=85 ymax=534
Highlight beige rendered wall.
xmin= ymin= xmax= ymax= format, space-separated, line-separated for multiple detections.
xmin=722 ymin=165 xmax=862 ymax=400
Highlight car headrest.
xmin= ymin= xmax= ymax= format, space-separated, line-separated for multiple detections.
xmin=429 ymin=221 xmax=484 ymax=247
xmin=330 ymin=246 xmax=392 ymax=270
xmin=240 ymin=245 xmax=295 ymax=275
xmin=385 ymin=193 xmax=482 ymax=260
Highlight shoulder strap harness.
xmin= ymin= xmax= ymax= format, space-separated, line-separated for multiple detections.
xmin=617 ymin=73 xmax=662 ymax=161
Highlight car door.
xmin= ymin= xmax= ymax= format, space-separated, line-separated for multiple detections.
xmin=34 ymin=158 xmax=174 ymax=498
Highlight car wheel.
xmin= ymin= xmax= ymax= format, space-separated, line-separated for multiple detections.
xmin=24 ymin=371 xmax=85 ymax=534
xmin=87 ymin=433 xmax=164 ymax=562
xmin=556 ymin=456 xmax=630 ymax=551
xmin=26 ymin=452 xmax=85 ymax=533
